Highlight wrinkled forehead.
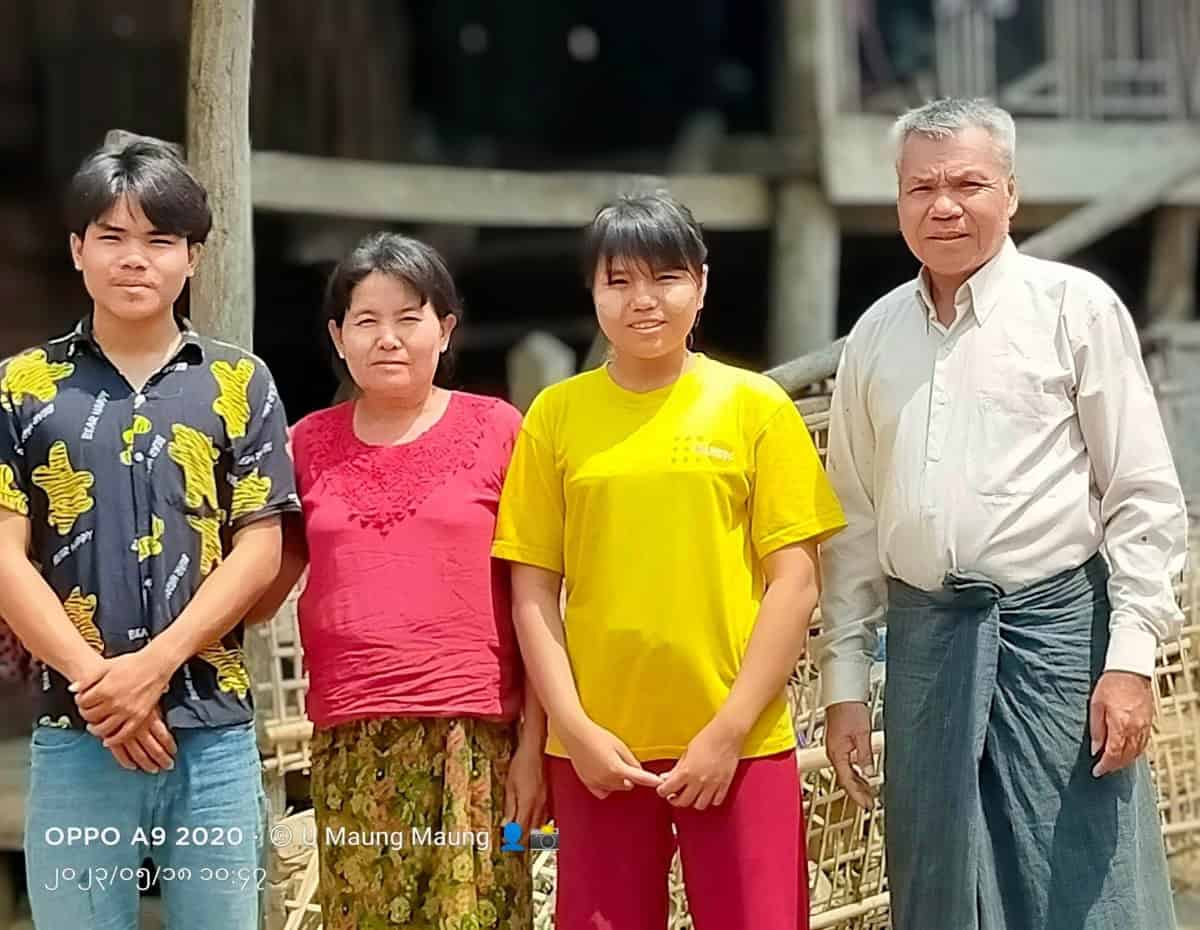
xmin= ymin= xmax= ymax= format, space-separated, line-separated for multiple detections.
xmin=897 ymin=128 xmax=1008 ymax=180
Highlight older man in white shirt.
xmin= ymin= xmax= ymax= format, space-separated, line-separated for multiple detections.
xmin=815 ymin=97 xmax=1186 ymax=930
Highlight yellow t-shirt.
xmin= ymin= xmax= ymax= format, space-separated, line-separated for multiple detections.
xmin=492 ymin=354 xmax=846 ymax=759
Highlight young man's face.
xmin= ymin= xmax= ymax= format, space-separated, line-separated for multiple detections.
xmin=69 ymin=194 xmax=199 ymax=322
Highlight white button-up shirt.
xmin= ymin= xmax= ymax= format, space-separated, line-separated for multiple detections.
xmin=815 ymin=237 xmax=1188 ymax=705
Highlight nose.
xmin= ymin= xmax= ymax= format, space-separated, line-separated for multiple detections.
xmin=930 ymin=193 xmax=962 ymax=219
xmin=376 ymin=325 xmax=402 ymax=350
xmin=117 ymin=249 xmax=149 ymax=271
xmin=629 ymin=280 xmax=658 ymax=310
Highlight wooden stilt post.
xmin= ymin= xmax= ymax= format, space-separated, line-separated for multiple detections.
xmin=184 ymin=5 xmax=288 ymax=927
xmin=186 ymin=0 xmax=256 ymax=350
xmin=768 ymin=0 xmax=842 ymax=365
xmin=1146 ymin=208 xmax=1200 ymax=322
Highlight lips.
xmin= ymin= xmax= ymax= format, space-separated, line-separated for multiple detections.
xmin=630 ymin=321 xmax=666 ymax=331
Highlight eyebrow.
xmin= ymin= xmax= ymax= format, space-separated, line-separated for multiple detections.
xmin=348 ymin=304 xmax=424 ymax=314
xmin=95 ymin=222 xmax=177 ymax=236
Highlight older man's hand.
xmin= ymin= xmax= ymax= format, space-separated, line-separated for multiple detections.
xmin=825 ymin=701 xmax=877 ymax=809
xmin=1090 ymin=671 xmax=1154 ymax=778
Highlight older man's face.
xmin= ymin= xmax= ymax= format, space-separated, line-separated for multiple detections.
xmin=897 ymin=127 xmax=1017 ymax=282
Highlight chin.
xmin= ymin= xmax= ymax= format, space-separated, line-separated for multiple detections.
xmin=612 ymin=337 xmax=686 ymax=360
xmin=360 ymin=371 xmax=419 ymax=394
xmin=920 ymin=253 xmax=980 ymax=278
xmin=101 ymin=297 xmax=172 ymax=321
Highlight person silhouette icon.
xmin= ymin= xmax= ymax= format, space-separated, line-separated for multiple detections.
xmin=500 ymin=821 xmax=525 ymax=852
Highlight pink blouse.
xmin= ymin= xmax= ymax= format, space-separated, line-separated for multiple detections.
xmin=290 ymin=392 xmax=524 ymax=729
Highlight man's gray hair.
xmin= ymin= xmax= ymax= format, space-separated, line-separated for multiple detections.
xmin=890 ymin=98 xmax=1016 ymax=174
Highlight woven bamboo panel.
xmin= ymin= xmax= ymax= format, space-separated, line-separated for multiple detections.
xmin=1152 ymin=537 xmax=1200 ymax=857
xmin=248 ymin=585 xmax=314 ymax=777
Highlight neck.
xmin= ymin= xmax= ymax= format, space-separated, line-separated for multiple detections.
xmin=926 ymin=272 xmax=968 ymax=326
xmin=91 ymin=303 xmax=181 ymax=357
xmin=607 ymin=346 xmax=693 ymax=393
xmin=355 ymin=385 xmax=440 ymax=421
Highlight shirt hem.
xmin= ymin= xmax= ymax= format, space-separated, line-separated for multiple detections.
xmin=757 ymin=511 xmax=849 ymax=554
xmin=229 ymin=500 xmax=302 ymax=533
xmin=310 ymin=704 xmax=521 ymax=731
xmin=544 ymin=733 xmax=797 ymax=762
xmin=490 ymin=542 xmax=563 ymax=574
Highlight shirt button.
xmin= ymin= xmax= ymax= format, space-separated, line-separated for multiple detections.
xmin=134 ymin=394 xmax=145 ymax=408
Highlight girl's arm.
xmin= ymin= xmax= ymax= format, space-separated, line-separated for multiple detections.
xmin=510 ymin=564 xmax=589 ymax=738
xmin=714 ymin=539 xmax=820 ymax=736
xmin=510 ymin=563 xmax=662 ymax=797
xmin=657 ymin=539 xmax=821 ymax=809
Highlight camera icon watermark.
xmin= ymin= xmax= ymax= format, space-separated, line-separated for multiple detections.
xmin=500 ymin=822 xmax=558 ymax=853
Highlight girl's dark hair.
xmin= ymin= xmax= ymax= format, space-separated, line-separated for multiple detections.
xmin=581 ymin=192 xmax=707 ymax=288
xmin=65 ymin=134 xmax=212 ymax=243
xmin=323 ymin=232 xmax=463 ymax=386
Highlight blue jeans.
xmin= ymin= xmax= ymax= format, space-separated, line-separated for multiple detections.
xmin=24 ymin=722 xmax=267 ymax=930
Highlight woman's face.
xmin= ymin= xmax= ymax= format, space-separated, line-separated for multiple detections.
xmin=591 ymin=258 xmax=707 ymax=361
xmin=328 ymin=271 xmax=455 ymax=400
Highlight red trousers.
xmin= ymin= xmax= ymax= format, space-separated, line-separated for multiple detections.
xmin=547 ymin=750 xmax=810 ymax=930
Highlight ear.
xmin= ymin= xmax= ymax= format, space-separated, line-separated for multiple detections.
xmin=327 ymin=319 xmax=346 ymax=359
xmin=69 ymin=233 xmax=83 ymax=272
xmin=439 ymin=314 xmax=458 ymax=352
xmin=186 ymin=243 xmax=203 ymax=278
xmin=697 ymin=264 xmax=709 ymax=309
xmin=1007 ymin=175 xmax=1019 ymax=219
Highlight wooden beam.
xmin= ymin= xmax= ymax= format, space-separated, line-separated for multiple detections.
xmin=186 ymin=0 xmax=255 ymax=349
xmin=1020 ymin=143 xmax=1200 ymax=261
xmin=826 ymin=114 xmax=1200 ymax=207
xmin=251 ymin=151 xmax=772 ymax=230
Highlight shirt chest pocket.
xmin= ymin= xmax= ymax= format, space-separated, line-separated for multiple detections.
xmin=966 ymin=389 xmax=1074 ymax=497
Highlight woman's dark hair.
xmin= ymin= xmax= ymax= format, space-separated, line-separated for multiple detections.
xmin=323 ymin=232 xmax=463 ymax=386
xmin=581 ymin=192 xmax=707 ymax=288
xmin=65 ymin=134 xmax=212 ymax=244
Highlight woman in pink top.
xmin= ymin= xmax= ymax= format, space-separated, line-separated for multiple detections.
xmin=252 ymin=233 xmax=544 ymax=930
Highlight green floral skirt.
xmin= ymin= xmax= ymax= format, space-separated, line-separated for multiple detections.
xmin=311 ymin=717 xmax=533 ymax=930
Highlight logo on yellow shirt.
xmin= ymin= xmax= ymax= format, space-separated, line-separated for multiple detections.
xmin=672 ymin=435 xmax=735 ymax=464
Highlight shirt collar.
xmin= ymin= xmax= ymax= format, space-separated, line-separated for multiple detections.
xmin=67 ymin=313 xmax=205 ymax=363
xmin=915 ymin=236 xmax=1017 ymax=329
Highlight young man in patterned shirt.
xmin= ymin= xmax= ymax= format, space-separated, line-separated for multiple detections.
xmin=0 ymin=134 xmax=300 ymax=930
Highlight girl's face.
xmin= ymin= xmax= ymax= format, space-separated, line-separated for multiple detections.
xmin=591 ymin=258 xmax=707 ymax=362
xmin=328 ymin=271 xmax=455 ymax=400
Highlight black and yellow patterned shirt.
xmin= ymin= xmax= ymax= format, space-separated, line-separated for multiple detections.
xmin=0 ymin=315 xmax=300 ymax=729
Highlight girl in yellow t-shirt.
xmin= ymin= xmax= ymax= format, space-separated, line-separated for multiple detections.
xmin=493 ymin=192 xmax=845 ymax=930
